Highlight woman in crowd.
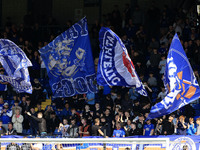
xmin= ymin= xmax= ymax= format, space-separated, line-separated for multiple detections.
xmin=12 ymin=108 xmax=24 ymax=134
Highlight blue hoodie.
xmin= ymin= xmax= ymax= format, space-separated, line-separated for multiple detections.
xmin=1 ymin=109 xmax=12 ymax=124
xmin=187 ymin=124 xmax=197 ymax=135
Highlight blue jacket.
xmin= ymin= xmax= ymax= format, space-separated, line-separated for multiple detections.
xmin=1 ymin=109 xmax=12 ymax=124
xmin=187 ymin=124 xmax=197 ymax=135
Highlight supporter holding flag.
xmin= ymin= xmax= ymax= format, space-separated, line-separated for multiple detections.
xmin=147 ymin=34 xmax=200 ymax=120
xmin=97 ymin=27 xmax=147 ymax=96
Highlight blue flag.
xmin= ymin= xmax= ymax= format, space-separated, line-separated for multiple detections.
xmin=0 ymin=39 xmax=32 ymax=93
xmin=39 ymin=17 xmax=97 ymax=98
xmin=147 ymin=34 xmax=200 ymax=120
xmin=97 ymin=27 xmax=147 ymax=96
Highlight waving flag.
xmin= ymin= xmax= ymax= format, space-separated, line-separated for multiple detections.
xmin=0 ymin=39 xmax=32 ymax=93
xmin=97 ymin=27 xmax=147 ymax=96
xmin=39 ymin=17 xmax=97 ymax=98
xmin=147 ymin=34 xmax=200 ymax=120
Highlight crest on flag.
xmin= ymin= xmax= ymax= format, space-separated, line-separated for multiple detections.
xmin=147 ymin=34 xmax=200 ymax=120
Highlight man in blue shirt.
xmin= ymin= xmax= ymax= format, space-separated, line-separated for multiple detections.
xmin=143 ymin=120 xmax=154 ymax=136
xmin=113 ymin=122 xmax=125 ymax=137
xmin=62 ymin=102 xmax=71 ymax=119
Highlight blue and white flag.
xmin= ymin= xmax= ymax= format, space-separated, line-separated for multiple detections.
xmin=147 ymin=34 xmax=200 ymax=120
xmin=97 ymin=27 xmax=147 ymax=96
xmin=39 ymin=17 xmax=97 ymax=98
xmin=0 ymin=39 xmax=32 ymax=93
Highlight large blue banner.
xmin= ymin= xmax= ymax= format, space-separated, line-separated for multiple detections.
xmin=39 ymin=17 xmax=97 ymax=97
xmin=97 ymin=27 xmax=147 ymax=96
xmin=147 ymin=34 xmax=200 ymax=120
xmin=0 ymin=39 xmax=32 ymax=93
xmin=1 ymin=135 xmax=200 ymax=150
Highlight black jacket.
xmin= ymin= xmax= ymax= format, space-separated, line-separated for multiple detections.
xmin=162 ymin=121 xmax=174 ymax=135
xmin=30 ymin=115 xmax=47 ymax=133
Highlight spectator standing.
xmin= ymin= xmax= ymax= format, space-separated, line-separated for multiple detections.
xmin=62 ymin=102 xmax=71 ymax=119
xmin=69 ymin=108 xmax=80 ymax=124
xmin=0 ymin=69 xmax=8 ymax=99
xmin=143 ymin=120 xmax=154 ymax=136
xmin=12 ymin=100 xmax=22 ymax=115
xmin=162 ymin=115 xmax=175 ymax=135
xmin=67 ymin=119 xmax=79 ymax=138
xmin=149 ymin=48 xmax=161 ymax=74
xmin=29 ymin=107 xmax=38 ymax=136
xmin=27 ymin=112 xmax=47 ymax=136
xmin=31 ymin=51 xmax=40 ymax=79
xmin=0 ymin=97 xmax=4 ymax=113
xmin=0 ymin=120 xmax=6 ymax=135
xmin=196 ymin=118 xmax=200 ymax=135
xmin=112 ymin=123 xmax=125 ymax=137
xmin=176 ymin=115 xmax=188 ymax=135
xmin=49 ymin=111 xmax=60 ymax=134
xmin=129 ymin=123 xmax=137 ymax=136
xmin=158 ymin=55 xmax=167 ymax=75
xmin=94 ymin=103 xmax=102 ymax=119
xmin=154 ymin=118 xmax=163 ymax=135
xmin=6 ymin=122 xmax=17 ymax=135
xmin=79 ymin=118 xmax=91 ymax=137
xmin=12 ymin=108 xmax=24 ymax=134
xmin=86 ymin=92 xmax=95 ymax=110
xmin=100 ymin=117 xmax=112 ymax=137
xmin=91 ymin=118 xmax=104 ymax=136
xmin=157 ymin=87 xmax=166 ymax=101
xmin=147 ymin=72 xmax=157 ymax=87
xmin=1 ymin=103 xmax=12 ymax=130
xmin=187 ymin=118 xmax=196 ymax=135
xmin=32 ymin=79 xmax=43 ymax=106
xmin=136 ymin=114 xmax=145 ymax=135
xmin=58 ymin=118 xmax=69 ymax=137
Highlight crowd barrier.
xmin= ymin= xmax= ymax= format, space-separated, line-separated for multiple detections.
xmin=0 ymin=135 xmax=199 ymax=150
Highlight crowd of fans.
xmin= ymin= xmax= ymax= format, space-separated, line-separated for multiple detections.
xmin=0 ymin=3 xmax=200 ymax=139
